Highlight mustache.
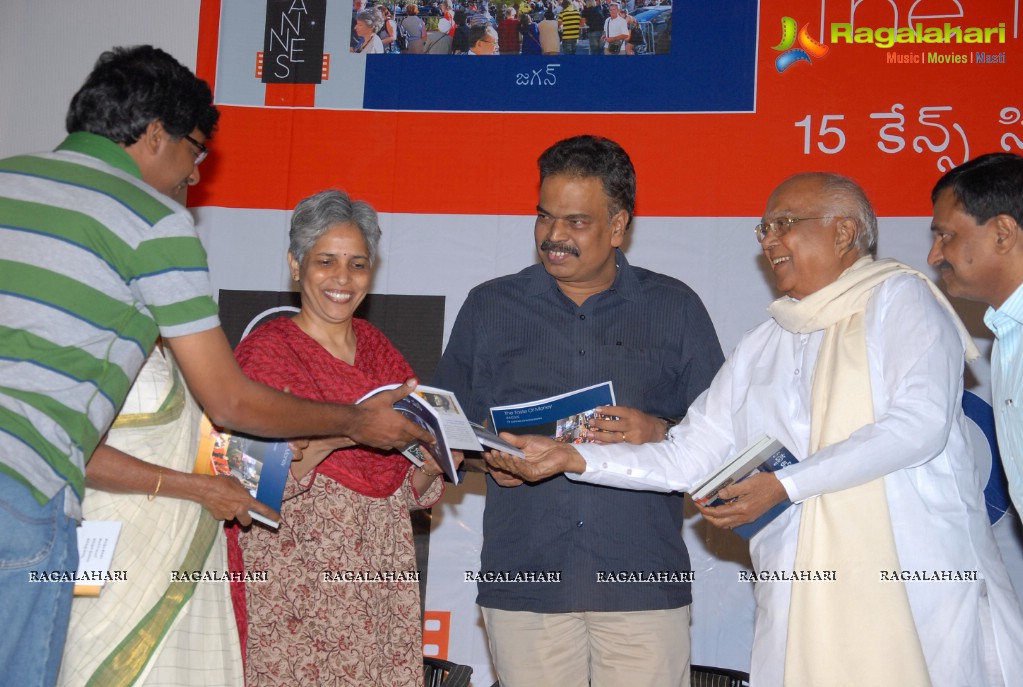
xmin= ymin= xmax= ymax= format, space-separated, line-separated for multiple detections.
xmin=936 ymin=261 xmax=953 ymax=271
xmin=539 ymin=240 xmax=580 ymax=257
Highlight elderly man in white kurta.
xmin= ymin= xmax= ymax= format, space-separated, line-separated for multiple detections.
xmin=488 ymin=173 xmax=1023 ymax=687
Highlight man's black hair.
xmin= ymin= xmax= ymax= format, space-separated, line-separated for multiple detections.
xmin=66 ymin=45 xmax=219 ymax=145
xmin=538 ymin=135 xmax=636 ymax=227
xmin=932 ymin=153 xmax=1023 ymax=227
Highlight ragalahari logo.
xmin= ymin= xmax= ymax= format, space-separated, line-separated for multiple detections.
xmin=772 ymin=17 xmax=829 ymax=72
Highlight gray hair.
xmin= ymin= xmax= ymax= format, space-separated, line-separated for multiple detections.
xmin=356 ymin=8 xmax=383 ymax=31
xmin=289 ymin=189 xmax=382 ymax=266
xmin=782 ymin=172 xmax=878 ymax=256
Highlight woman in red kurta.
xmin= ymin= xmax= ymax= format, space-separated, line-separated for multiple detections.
xmin=227 ymin=190 xmax=446 ymax=687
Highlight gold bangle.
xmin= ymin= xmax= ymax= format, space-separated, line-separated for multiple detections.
xmin=419 ymin=466 xmax=442 ymax=478
xmin=148 ymin=470 xmax=164 ymax=501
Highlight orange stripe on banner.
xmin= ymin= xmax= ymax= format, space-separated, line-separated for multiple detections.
xmin=186 ymin=104 xmax=952 ymax=218
xmin=422 ymin=610 xmax=451 ymax=660
xmin=196 ymin=0 xmax=222 ymax=93
xmin=264 ymin=83 xmax=317 ymax=108
xmin=189 ymin=106 xmax=778 ymax=216
xmin=187 ymin=88 xmax=1017 ymax=218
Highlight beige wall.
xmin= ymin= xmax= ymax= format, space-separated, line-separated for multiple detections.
xmin=0 ymin=0 xmax=200 ymax=158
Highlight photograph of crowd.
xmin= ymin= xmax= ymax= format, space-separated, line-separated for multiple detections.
xmin=349 ymin=0 xmax=672 ymax=55
xmin=554 ymin=409 xmax=600 ymax=444
xmin=200 ymin=427 xmax=264 ymax=495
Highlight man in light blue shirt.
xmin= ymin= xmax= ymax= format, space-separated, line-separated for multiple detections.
xmin=928 ymin=152 xmax=1023 ymax=513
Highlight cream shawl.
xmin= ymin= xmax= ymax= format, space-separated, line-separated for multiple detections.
xmin=59 ymin=351 xmax=243 ymax=687
xmin=770 ymin=256 xmax=978 ymax=686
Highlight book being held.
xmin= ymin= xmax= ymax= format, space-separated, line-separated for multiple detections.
xmin=194 ymin=415 xmax=292 ymax=528
xmin=691 ymin=434 xmax=797 ymax=540
xmin=358 ymin=384 xmax=527 ymax=485
xmin=489 ymin=381 xmax=616 ymax=445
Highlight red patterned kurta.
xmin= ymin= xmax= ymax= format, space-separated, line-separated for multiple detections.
xmin=228 ymin=317 xmax=442 ymax=687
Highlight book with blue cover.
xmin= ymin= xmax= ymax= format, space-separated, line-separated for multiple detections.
xmin=194 ymin=414 xmax=292 ymax=528
xmin=489 ymin=381 xmax=616 ymax=444
xmin=359 ymin=384 xmax=523 ymax=485
xmin=691 ymin=434 xmax=798 ymax=540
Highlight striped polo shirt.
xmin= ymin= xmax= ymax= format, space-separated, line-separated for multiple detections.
xmin=559 ymin=6 xmax=582 ymax=39
xmin=0 ymin=132 xmax=220 ymax=515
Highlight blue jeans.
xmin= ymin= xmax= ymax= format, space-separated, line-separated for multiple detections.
xmin=561 ymin=38 xmax=578 ymax=54
xmin=0 ymin=472 xmax=78 ymax=687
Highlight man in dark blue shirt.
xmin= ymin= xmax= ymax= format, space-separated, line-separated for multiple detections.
xmin=433 ymin=135 xmax=723 ymax=687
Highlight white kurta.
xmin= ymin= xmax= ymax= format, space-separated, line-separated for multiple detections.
xmin=573 ymin=274 xmax=1023 ymax=687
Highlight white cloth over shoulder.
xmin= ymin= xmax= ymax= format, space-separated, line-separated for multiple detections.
xmin=59 ymin=351 xmax=243 ymax=687
xmin=571 ymin=274 xmax=1023 ymax=687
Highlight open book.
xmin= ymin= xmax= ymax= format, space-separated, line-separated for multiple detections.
xmin=359 ymin=384 xmax=525 ymax=485
xmin=691 ymin=434 xmax=797 ymax=540
xmin=193 ymin=414 xmax=292 ymax=528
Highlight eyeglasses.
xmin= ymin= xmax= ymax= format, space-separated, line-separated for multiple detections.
xmin=182 ymin=134 xmax=209 ymax=165
xmin=753 ymin=216 xmax=833 ymax=243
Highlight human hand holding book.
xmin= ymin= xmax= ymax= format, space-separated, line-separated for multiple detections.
xmin=690 ymin=434 xmax=797 ymax=539
xmin=484 ymin=433 xmax=587 ymax=483
xmin=483 ymin=382 xmax=614 ymax=483
xmin=358 ymin=383 xmax=511 ymax=485
xmin=694 ymin=471 xmax=788 ymax=532
xmin=476 ymin=425 xmax=528 ymax=486
xmin=194 ymin=415 xmax=292 ymax=528
xmin=349 ymin=378 xmax=434 ymax=450
xmin=585 ymin=405 xmax=670 ymax=444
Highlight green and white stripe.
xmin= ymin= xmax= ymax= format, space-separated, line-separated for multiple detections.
xmin=0 ymin=133 xmax=219 ymax=513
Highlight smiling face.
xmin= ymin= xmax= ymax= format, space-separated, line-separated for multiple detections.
xmin=289 ymin=223 xmax=372 ymax=332
xmin=534 ymin=174 xmax=627 ymax=305
xmin=760 ymin=176 xmax=859 ymax=300
xmin=928 ymin=187 xmax=1006 ymax=305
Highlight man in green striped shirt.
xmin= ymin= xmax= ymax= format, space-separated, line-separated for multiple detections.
xmin=0 ymin=45 xmax=429 ymax=686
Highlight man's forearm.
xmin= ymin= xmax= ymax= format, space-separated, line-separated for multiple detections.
xmin=87 ymin=443 xmax=167 ymax=495
xmin=201 ymin=382 xmax=363 ymax=440
xmin=87 ymin=443 xmax=220 ymax=504
xmin=87 ymin=443 xmax=279 ymax=524
xmin=167 ymin=328 xmax=429 ymax=450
